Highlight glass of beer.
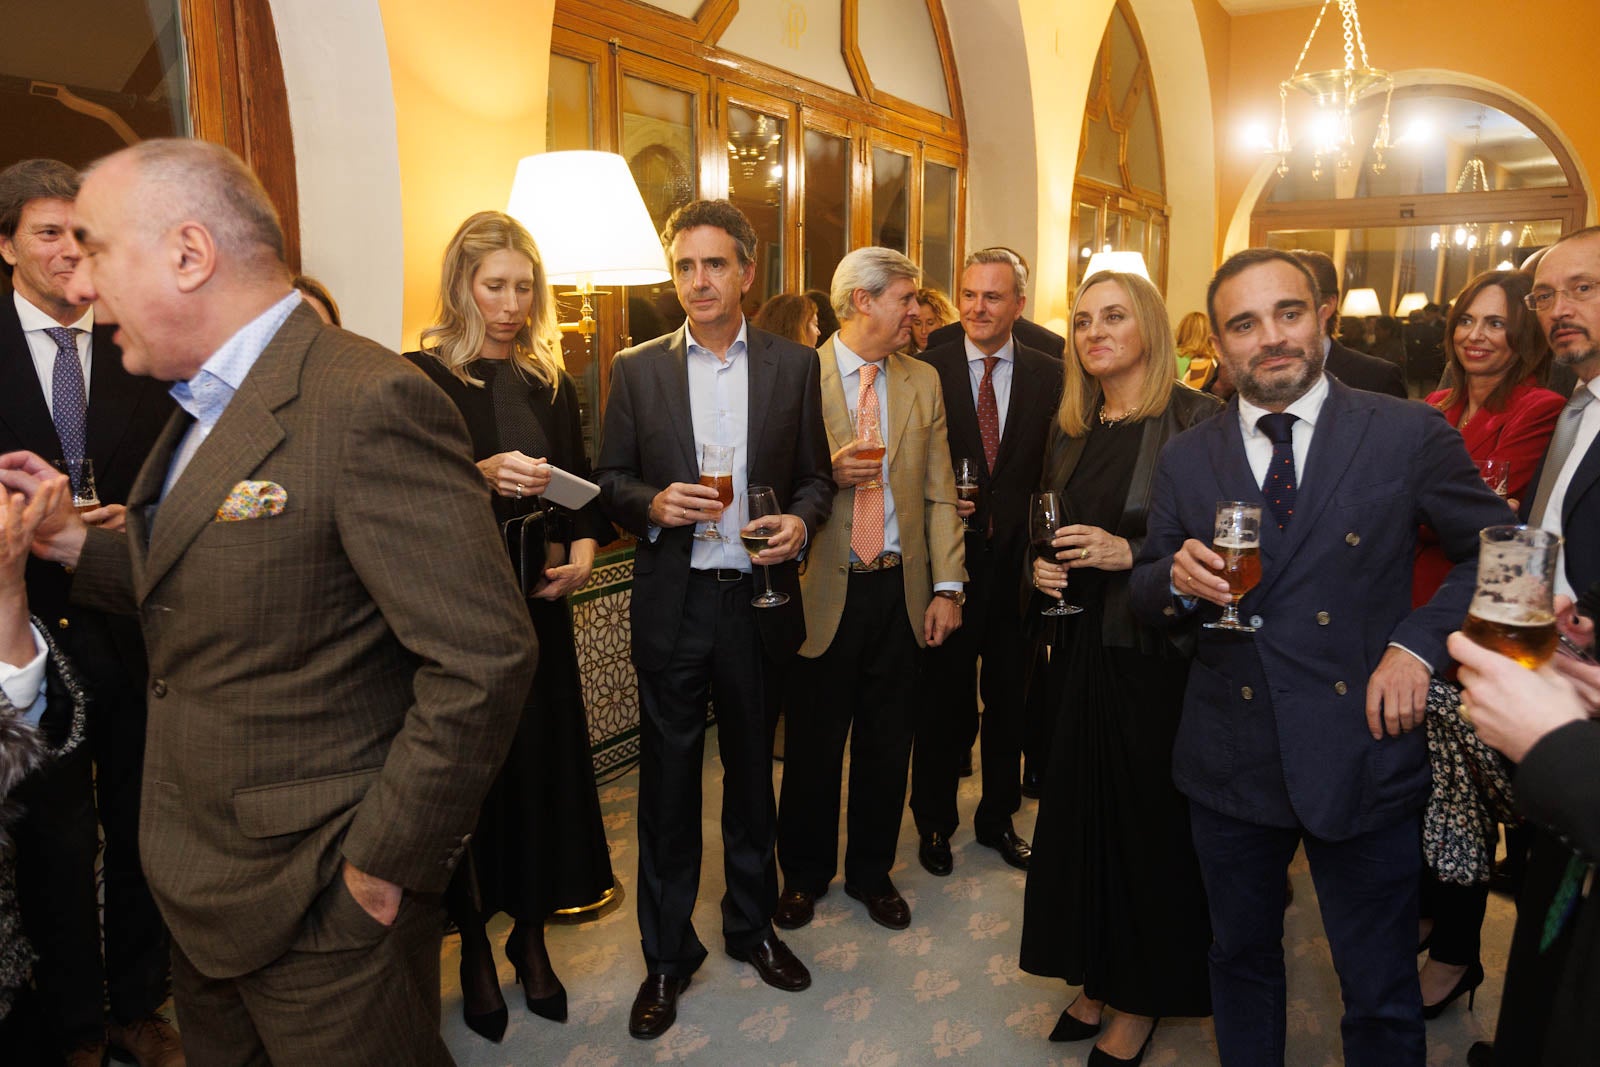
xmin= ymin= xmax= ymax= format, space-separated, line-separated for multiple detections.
xmin=1477 ymin=458 xmax=1511 ymax=500
xmin=954 ymin=458 xmax=979 ymax=531
xmin=1030 ymin=491 xmax=1083 ymax=617
xmin=854 ymin=410 xmax=885 ymax=490
xmin=694 ymin=442 xmax=735 ymax=542
xmin=1463 ymin=525 xmax=1561 ymax=667
xmin=54 ymin=457 xmax=100 ymax=515
xmin=742 ymin=485 xmax=789 ymax=608
xmin=1204 ymin=501 xmax=1262 ymax=632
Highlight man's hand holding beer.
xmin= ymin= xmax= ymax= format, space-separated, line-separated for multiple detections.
xmin=650 ymin=481 xmax=725 ymax=529
xmin=831 ymin=439 xmax=881 ymax=489
xmin=1169 ymin=539 xmax=1234 ymax=608
xmin=0 ymin=450 xmax=89 ymax=568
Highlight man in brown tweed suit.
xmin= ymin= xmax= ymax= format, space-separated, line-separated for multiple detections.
xmin=3 ymin=139 xmax=535 ymax=1065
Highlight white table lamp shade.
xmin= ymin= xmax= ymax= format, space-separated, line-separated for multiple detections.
xmin=1339 ymin=287 xmax=1383 ymax=318
xmin=1082 ymin=250 xmax=1150 ymax=282
xmin=1395 ymin=292 xmax=1428 ymax=316
xmin=506 ymin=151 xmax=670 ymax=286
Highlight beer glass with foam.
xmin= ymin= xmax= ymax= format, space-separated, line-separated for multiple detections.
xmin=1204 ymin=501 xmax=1262 ymax=633
xmin=695 ymin=442 xmax=735 ymax=542
xmin=1463 ymin=525 xmax=1562 ymax=667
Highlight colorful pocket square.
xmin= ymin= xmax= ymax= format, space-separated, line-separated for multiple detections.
xmin=215 ymin=480 xmax=287 ymax=522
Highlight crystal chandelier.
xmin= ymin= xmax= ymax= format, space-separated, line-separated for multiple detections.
xmin=727 ymin=114 xmax=782 ymax=188
xmin=1272 ymin=0 xmax=1393 ymax=181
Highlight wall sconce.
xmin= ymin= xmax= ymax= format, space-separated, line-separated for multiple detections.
xmin=1339 ymin=287 xmax=1383 ymax=318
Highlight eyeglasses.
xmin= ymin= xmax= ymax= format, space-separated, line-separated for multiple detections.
xmin=1524 ymin=281 xmax=1600 ymax=311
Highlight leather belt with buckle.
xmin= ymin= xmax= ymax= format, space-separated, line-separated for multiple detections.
xmin=691 ymin=567 xmax=749 ymax=582
xmin=849 ymin=552 xmax=903 ymax=573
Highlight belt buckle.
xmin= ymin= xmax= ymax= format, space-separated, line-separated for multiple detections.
xmin=715 ymin=568 xmax=743 ymax=582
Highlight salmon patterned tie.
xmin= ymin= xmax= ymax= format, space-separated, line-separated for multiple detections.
xmin=851 ymin=363 xmax=885 ymax=562
xmin=1257 ymin=412 xmax=1298 ymax=529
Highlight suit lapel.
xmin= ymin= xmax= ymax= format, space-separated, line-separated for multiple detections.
xmin=817 ymin=338 xmax=854 ymax=449
xmin=1563 ymin=432 xmax=1600 ymax=530
xmin=0 ymin=296 xmax=63 ymax=457
xmin=935 ymin=350 xmax=984 ymax=473
xmin=138 ymin=307 xmax=313 ymax=596
xmin=746 ymin=329 xmax=778 ymax=467
xmin=886 ymin=353 xmax=915 ymax=468
xmin=994 ymin=351 xmax=1047 ymax=478
xmin=85 ymin=326 xmax=139 ymax=468
xmin=656 ymin=327 xmax=698 ymax=474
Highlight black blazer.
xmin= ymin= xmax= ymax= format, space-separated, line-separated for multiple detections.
xmin=1325 ymin=338 xmax=1407 ymax=398
xmin=595 ymin=324 xmax=834 ymax=670
xmin=0 ymin=292 xmax=173 ymax=677
xmin=1129 ymin=377 xmax=1513 ymax=839
xmin=915 ymin=337 xmax=1059 ymax=572
xmin=928 ymin=317 xmax=1065 ymax=360
xmin=403 ymin=354 xmax=612 ymax=545
xmin=1041 ymin=384 xmax=1220 ymax=653
xmin=1526 ymin=413 xmax=1600 ymax=598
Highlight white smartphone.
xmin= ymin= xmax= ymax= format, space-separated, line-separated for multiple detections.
xmin=540 ymin=464 xmax=601 ymax=510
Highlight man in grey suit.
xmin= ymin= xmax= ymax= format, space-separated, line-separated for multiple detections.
xmin=596 ymin=200 xmax=833 ymax=1040
xmin=5 ymin=139 xmax=536 ymax=1065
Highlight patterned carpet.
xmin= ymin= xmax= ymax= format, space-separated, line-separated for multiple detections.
xmin=439 ymin=731 xmax=1512 ymax=1066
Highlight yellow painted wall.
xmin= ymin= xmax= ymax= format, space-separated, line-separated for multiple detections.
xmin=1217 ymin=1 xmax=1599 ymax=257
xmin=378 ymin=0 xmax=555 ymax=351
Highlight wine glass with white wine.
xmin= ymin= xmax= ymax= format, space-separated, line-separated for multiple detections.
xmin=741 ymin=485 xmax=790 ymax=608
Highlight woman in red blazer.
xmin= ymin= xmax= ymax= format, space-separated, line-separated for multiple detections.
xmin=1413 ymin=269 xmax=1563 ymax=1021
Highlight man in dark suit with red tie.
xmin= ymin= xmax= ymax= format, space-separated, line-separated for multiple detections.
xmin=910 ymin=248 xmax=1058 ymax=875
xmin=0 ymin=158 xmax=177 ymax=1066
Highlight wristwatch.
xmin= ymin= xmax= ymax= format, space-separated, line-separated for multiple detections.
xmin=934 ymin=589 xmax=966 ymax=608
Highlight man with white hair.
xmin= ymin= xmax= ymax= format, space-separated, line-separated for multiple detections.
xmin=774 ymin=247 xmax=966 ymax=934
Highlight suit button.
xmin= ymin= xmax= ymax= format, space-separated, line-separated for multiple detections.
xmin=1163 ymin=605 xmax=1176 ymax=617
xmin=57 ymin=618 xmax=69 ymax=630
xmin=1316 ymin=611 xmax=1331 ymax=626
xmin=63 ymin=565 xmax=74 ymax=575
xmin=1334 ymin=680 xmax=1348 ymax=695
xmin=151 ymin=679 xmax=167 ymax=698
xmin=460 ymin=833 xmax=473 ymax=847
xmin=1241 ymin=686 xmax=1254 ymax=701
xmin=1249 ymin=615 xmax=1265 ymax=629
xmin=1345 ymin=532 xmax=1361 ymax=546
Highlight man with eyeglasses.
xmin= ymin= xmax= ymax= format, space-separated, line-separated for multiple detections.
xmin=1472 ymin=224 xmax=1600 ymax=1067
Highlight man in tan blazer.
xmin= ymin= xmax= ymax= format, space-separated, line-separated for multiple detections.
xmin=6 ymin=140 xmax=535 ymax=1065
xmin=773 ymin=247 xmax=966 ymax=934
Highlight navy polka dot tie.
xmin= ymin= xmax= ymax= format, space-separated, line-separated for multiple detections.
xmin=44 ymin=327 xmax=88 ymax=484
xmin=1257 ymin=412 xmax=1298 ymax=530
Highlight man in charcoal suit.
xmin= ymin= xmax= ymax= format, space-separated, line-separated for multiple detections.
xmin=10 ymin=138 xmax=536 ymax=1065
xmin=910 ymin=247 xmax=1057 ymax=876
xmin=0 ymin=158 xmax=177 ymax=1066
xmin=1128 ymin=248 xmax=1509 ymax=1066
xmin=596 ymin=199 xmax=834 ymax=1040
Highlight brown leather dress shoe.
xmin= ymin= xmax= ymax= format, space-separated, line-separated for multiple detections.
xmin=628 ymin=974 xmax=690 ymax=1040
xmin=728 ymin=933 xmax=811 ymax=991
xmin=108 ymin=1014 xmax=185 ymax=1067
xmin=845 ymin=882 xmax=911 ymax=930
xmin=975 ymin=827 xmax=1032 ymax=870
xmin=773 ymin=888 xmax=820 ymax=930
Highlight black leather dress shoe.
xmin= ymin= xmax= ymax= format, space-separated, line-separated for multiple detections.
xmin=1466 ymin=1041 xmax=1494 ymax=1067
xmin=845 ymin=882 xmax=911 ymax=929
xmin=773 ymin=888 xmax=820 ymax=930
xmin=918 ymin=831 xmax=953 ymax=876
xmin=728 ymin=934 xmax=811 ymax=991
xmin=628 ymin=974 xmax=690 ymax=1040
xmin=1020 ymin=764 xmax=1043 ymax=799
xmin=975 ymin=827 xmax=1032 ymax=870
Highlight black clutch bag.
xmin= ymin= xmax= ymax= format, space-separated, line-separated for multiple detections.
xmin=501 ymin=508 xmax=566 ymax=599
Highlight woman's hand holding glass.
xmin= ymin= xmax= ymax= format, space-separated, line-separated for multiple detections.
xmin=478 ymin=450 xmax=551 ymax=499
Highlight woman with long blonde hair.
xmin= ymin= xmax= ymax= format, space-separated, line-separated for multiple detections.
xmin=1174 ymin=310 xmax=1217 ymax=389
xmin=1021 ymin=271 xmax=1219 ymax=1066
xmin=407 ymin=211 xmax=614 ymax=1042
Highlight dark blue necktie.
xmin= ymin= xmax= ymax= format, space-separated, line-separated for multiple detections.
xmin=44 ymin=327 xmax=88 ymax=483
xmin=1258 ymin=412 xmax=1298 ymax=529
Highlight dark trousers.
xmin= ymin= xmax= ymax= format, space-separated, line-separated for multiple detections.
xmin=911 ymin=540 xmax=1024 ymax=837
xmin=1419 ymin=872 xmax=1488 ymax=967
xmin=779 ymin=567 xmax=917 ymax=895
xmin=635 ymin=570 xmax=777 ymax=977
xmin=171 ymin=881 xmax=449 ymax=1066
xmin=1189 ymin=803 xmax=1425 ymax=1067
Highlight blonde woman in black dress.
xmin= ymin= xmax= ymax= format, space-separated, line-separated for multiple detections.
xmin=407 ymin=211 xmax=614 ymax=1042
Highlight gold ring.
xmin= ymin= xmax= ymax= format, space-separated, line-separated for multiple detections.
xmin=1459 ymin=695 xmax=1474 ymax=728
xmin=1081 ymin=548 xmax=1089 ymax=560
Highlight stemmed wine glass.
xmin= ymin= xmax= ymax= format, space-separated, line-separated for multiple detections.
xmin=954 ymin=459 xmax=979 ymax=531
xmin=1030 ymin=491 xmax=1083 ymax=617
xmin=742 ymin=486 xmax=790 ymax=608
xmin=1203 ymin=501 xmax=1262 ymax=632
xmin=695 ymin=442 xmax=735 ymax=542
xmin=1477 ymin=458 xmax=1511 ymax=501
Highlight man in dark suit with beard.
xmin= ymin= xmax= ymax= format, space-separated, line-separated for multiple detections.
xmin=0 ymin=158 xmax=177 ymax=1066
xmin=910 ymin=248 xmax=1058 ymax=876
xmin=596 ymin=200 xmax=833 ymax=1040
xmin=1130 ymin=248 xmax=1508 ymax=1066
xmin=1291 ymin=249 xmax=1407 ymax=398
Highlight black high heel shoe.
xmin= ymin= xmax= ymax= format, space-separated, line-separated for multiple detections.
xmin=1048 ymin=996 xmax=1102 ymax=1042
xmin=457 ymin=951 xmax=508 ymax=1042
xmin=1421 ymin=961 xmax=1484 ymax=1020
xmin=507 ymin=924 xmax=568 ymax=1023
xmin=1087 ymin=1018 xmax=1159 ymax=1067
